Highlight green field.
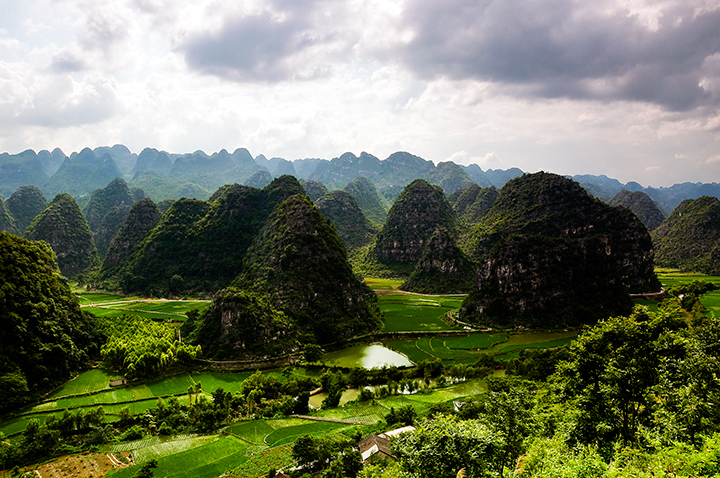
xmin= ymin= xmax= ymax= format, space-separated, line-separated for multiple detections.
xmin=83 ymin=300 xmax=209 ymax=321
xmin=385 ymin=331 xmax=577 ymax=365
xmin=655 ymin=270 xmax=720 ymax=319
xmin=379 ymin=293 xmax=465 ymax=332
xmin=227 ymin=420 xmax=275 ymax=444
xmin=364 ymin=278 xmax=403 ymax=290
xmin=265 ymin=421 xmax=350 ymax=446
xmin=108 ymin=435 xmax=251 ymax=478
xmin=47 ymin=369 xmax=119 ymax=398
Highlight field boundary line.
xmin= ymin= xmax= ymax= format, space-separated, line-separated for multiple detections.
xmin=290 ymin=415 xmax=367 ymax=425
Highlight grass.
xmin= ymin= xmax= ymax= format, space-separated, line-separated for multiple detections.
xmin=146 ymin=374 xmax=198 ymax=397
xmin=379 ymin=293 xmax=464 ymax=333
xmin=364 ymin=278 xmax=403 ymax=290
xmin=226 ymin=420 xmax=275 ymax=445
xmin=264 ymin=421 xmax=351 ymax=446
xmin=47 ymin=369 xmax=118 ymax=398
xmin=108 ymin=435 xmax=250 ymax=478
xmin=229 ymin=444 xmax=294 ymax=478
xmin=313 ymin=402 xmax=388 ymax=424
xmin=132 ymin=435 xmax=220 ymax=464
xmin=189 ymin=372 xmax=253 ymax=394
xmin=443 ymin=333 xmax=509 ymax=350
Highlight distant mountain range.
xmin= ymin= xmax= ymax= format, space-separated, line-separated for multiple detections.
xmin=2 ymin=145 xmax=719 ymax=216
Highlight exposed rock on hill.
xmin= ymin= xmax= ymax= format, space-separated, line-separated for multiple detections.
xmin=609 ymin=190 xmax=664 ymax=231
xmin=374 ymin=179 xmax=455 ymax=267
xmin=423 ymin=161 xmax=476 ymax=195
xmin=84 ymin=178 xmax=136 ymax=256
xmin=25 ymin=193 xmax=99 ymax=279
xmin=651 ymin=196 xmax=720 ymax=275
xmin=0 ymin=197 xmax=18 ymax=235
xmin=6 ymin=185 xmax=47 ymax=234
xmin=102 ymin=198 xmax=162 ymax=274
xmin=0 ymin=232 xmax=96 ymax=412
xmin=344 ymin=176 xmax=388 ymax=225
xmin=233 ymin=194 xmax=382 ymax=346
xmin=316 ymin=190 xmax=376 ymax=250
xmin=401 ymin=226 xmax=475 ymax=294
xmin=460 ymin=172 xmax=661 ymax=328
xmin=300 ymin=179 xmax=329 ymax=202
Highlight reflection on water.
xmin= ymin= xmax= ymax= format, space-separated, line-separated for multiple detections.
xmin=309 ymin=388 xmax=361 ymax=409
xmin=322 ymin=344 xmax=414 ymax=369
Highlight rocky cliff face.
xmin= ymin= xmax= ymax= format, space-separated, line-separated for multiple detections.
xmin=102 ymin=198 xmax=162 ymax=273
xmin=401 ymin=226 xmax=475 ymax=293
xmin=374 ymin=179 xmax=455 ymax=265
xmin=460 ymin=172 xmax=661 ymax=328
xmin=233 ymin=194 xmax=382 ymax=345
xmin=84 ymin=178 xmax=136 ymax=256
xmin=651 ymin=196 xmax=720 ymax=275
xmin=343 ymin=176 xmax=388 ymax=225
xmin=25 ymin=193 xmax=99 ymax=279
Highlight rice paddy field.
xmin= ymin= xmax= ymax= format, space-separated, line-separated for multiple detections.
xmin=656 ymin=269 xmax=720 ymax=319
xmin=83 ymin=300 xmax=210 ymax=321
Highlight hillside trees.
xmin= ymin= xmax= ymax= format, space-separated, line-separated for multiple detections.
xmin=0 ymin=232 xmax=98 ymax=412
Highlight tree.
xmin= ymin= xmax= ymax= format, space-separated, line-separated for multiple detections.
xmin=392 ymin=414 xmax=504 ymax=478
xmin=554 ymin=306 xmax=686 ymax=447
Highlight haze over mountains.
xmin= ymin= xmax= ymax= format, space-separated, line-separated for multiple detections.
xmin=2 ymin=145 xmax=719 ymax=216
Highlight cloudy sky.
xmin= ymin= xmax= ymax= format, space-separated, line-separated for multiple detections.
xmin=1 ymin=0 xmax=719 ymax=186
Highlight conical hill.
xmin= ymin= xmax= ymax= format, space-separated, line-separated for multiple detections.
xmin=316 ymin=190 xmax=376 ymax=250
xmin=233 ymin=194 xmax=382 ymax=345
xmin=373 ymin=179 xmax=455 ymax=267
xmin=609 ymin=190 xmax=664 ymax=231
xmin=651 ymin=196 xmax=720 ymax=275
xmin=400 ymin=226 xmax=475 ymax=294
xmin=6 ymin=185 xmax=47 ymax=234
xmin=101 ymin=198 xmax=162 ymax=274
xmin=25 ymin=193 xmax=99 ymax=279
xmin=460 ymin=172 xmax=661 ymax=328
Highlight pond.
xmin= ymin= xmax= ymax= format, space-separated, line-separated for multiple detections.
xmin=322 ymin=344 xmax=414 ymax=369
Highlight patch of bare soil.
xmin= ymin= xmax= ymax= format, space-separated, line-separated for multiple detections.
xmin=34 ymin=451 xmax=133 ymax=478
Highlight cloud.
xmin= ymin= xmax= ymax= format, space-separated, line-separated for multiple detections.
xmin=0 ymin=62 xmax=121 ymax=128
xmin=176 ymin=0 xmax=355 ymax=82
xmin=394 ymin=0 xmax=720 ymax=111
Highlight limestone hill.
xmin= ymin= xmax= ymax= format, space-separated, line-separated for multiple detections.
xmin=460 ymin=172 xmax=660 ymax=328
xmin=6 ymin=185 xmax=47 ymax=234
xmin=651 ymin=196 xmax=720 ymax=275
xmin=25 ymin=194 xmax=99 ymax=279
xmin=609 ymin=190 xmax=665 ymax=231
xmin=316 ymin=191 xmax=376 ymax=250
xmin=232 ymin=195 xmax=382 ymax=346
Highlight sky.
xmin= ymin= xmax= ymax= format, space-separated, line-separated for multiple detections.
xmin=1 ymin=0 xmax=719 ymax=187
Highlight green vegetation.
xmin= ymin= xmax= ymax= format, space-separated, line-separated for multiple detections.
xmin=230 ymin=194 xmax=382 ymax=347
xmin=378 ymin=293 xmax=463 ymax=332
xmin=460 ymin=172 xmax=661 ymax=328
xmin=83 ymin=177 xmax=136 ymax=256
xmin=5 ymin=185 xmax=47 ymax=234
xmin=400 ymin=226 xmax=475 ymax=294
xmin=652 ymin=196 xmax=720 ymax=275
xmin=316 ymin=190 xmax=377 ymax=250
xmin=300 ymin=179 xmax=328 ymax=201
xmin=97 ymin=315 xmax=201 ymax=378
xmin=373 ymin=179 xmax=456 ymax=268
xmin=343 ymin=176 xmax=389 ymax=225
xmin=609 ymin=189 xmax=665 ymax=231
xmin=25 ymin=193 xmax=100 ymax=279
xmin=0 ymin=196 xmax=18 ymax=234
xmin=0 ymin=232 xmax=99 ymax=413
xmin=422 ymin=160 xmax=476 ymax=195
